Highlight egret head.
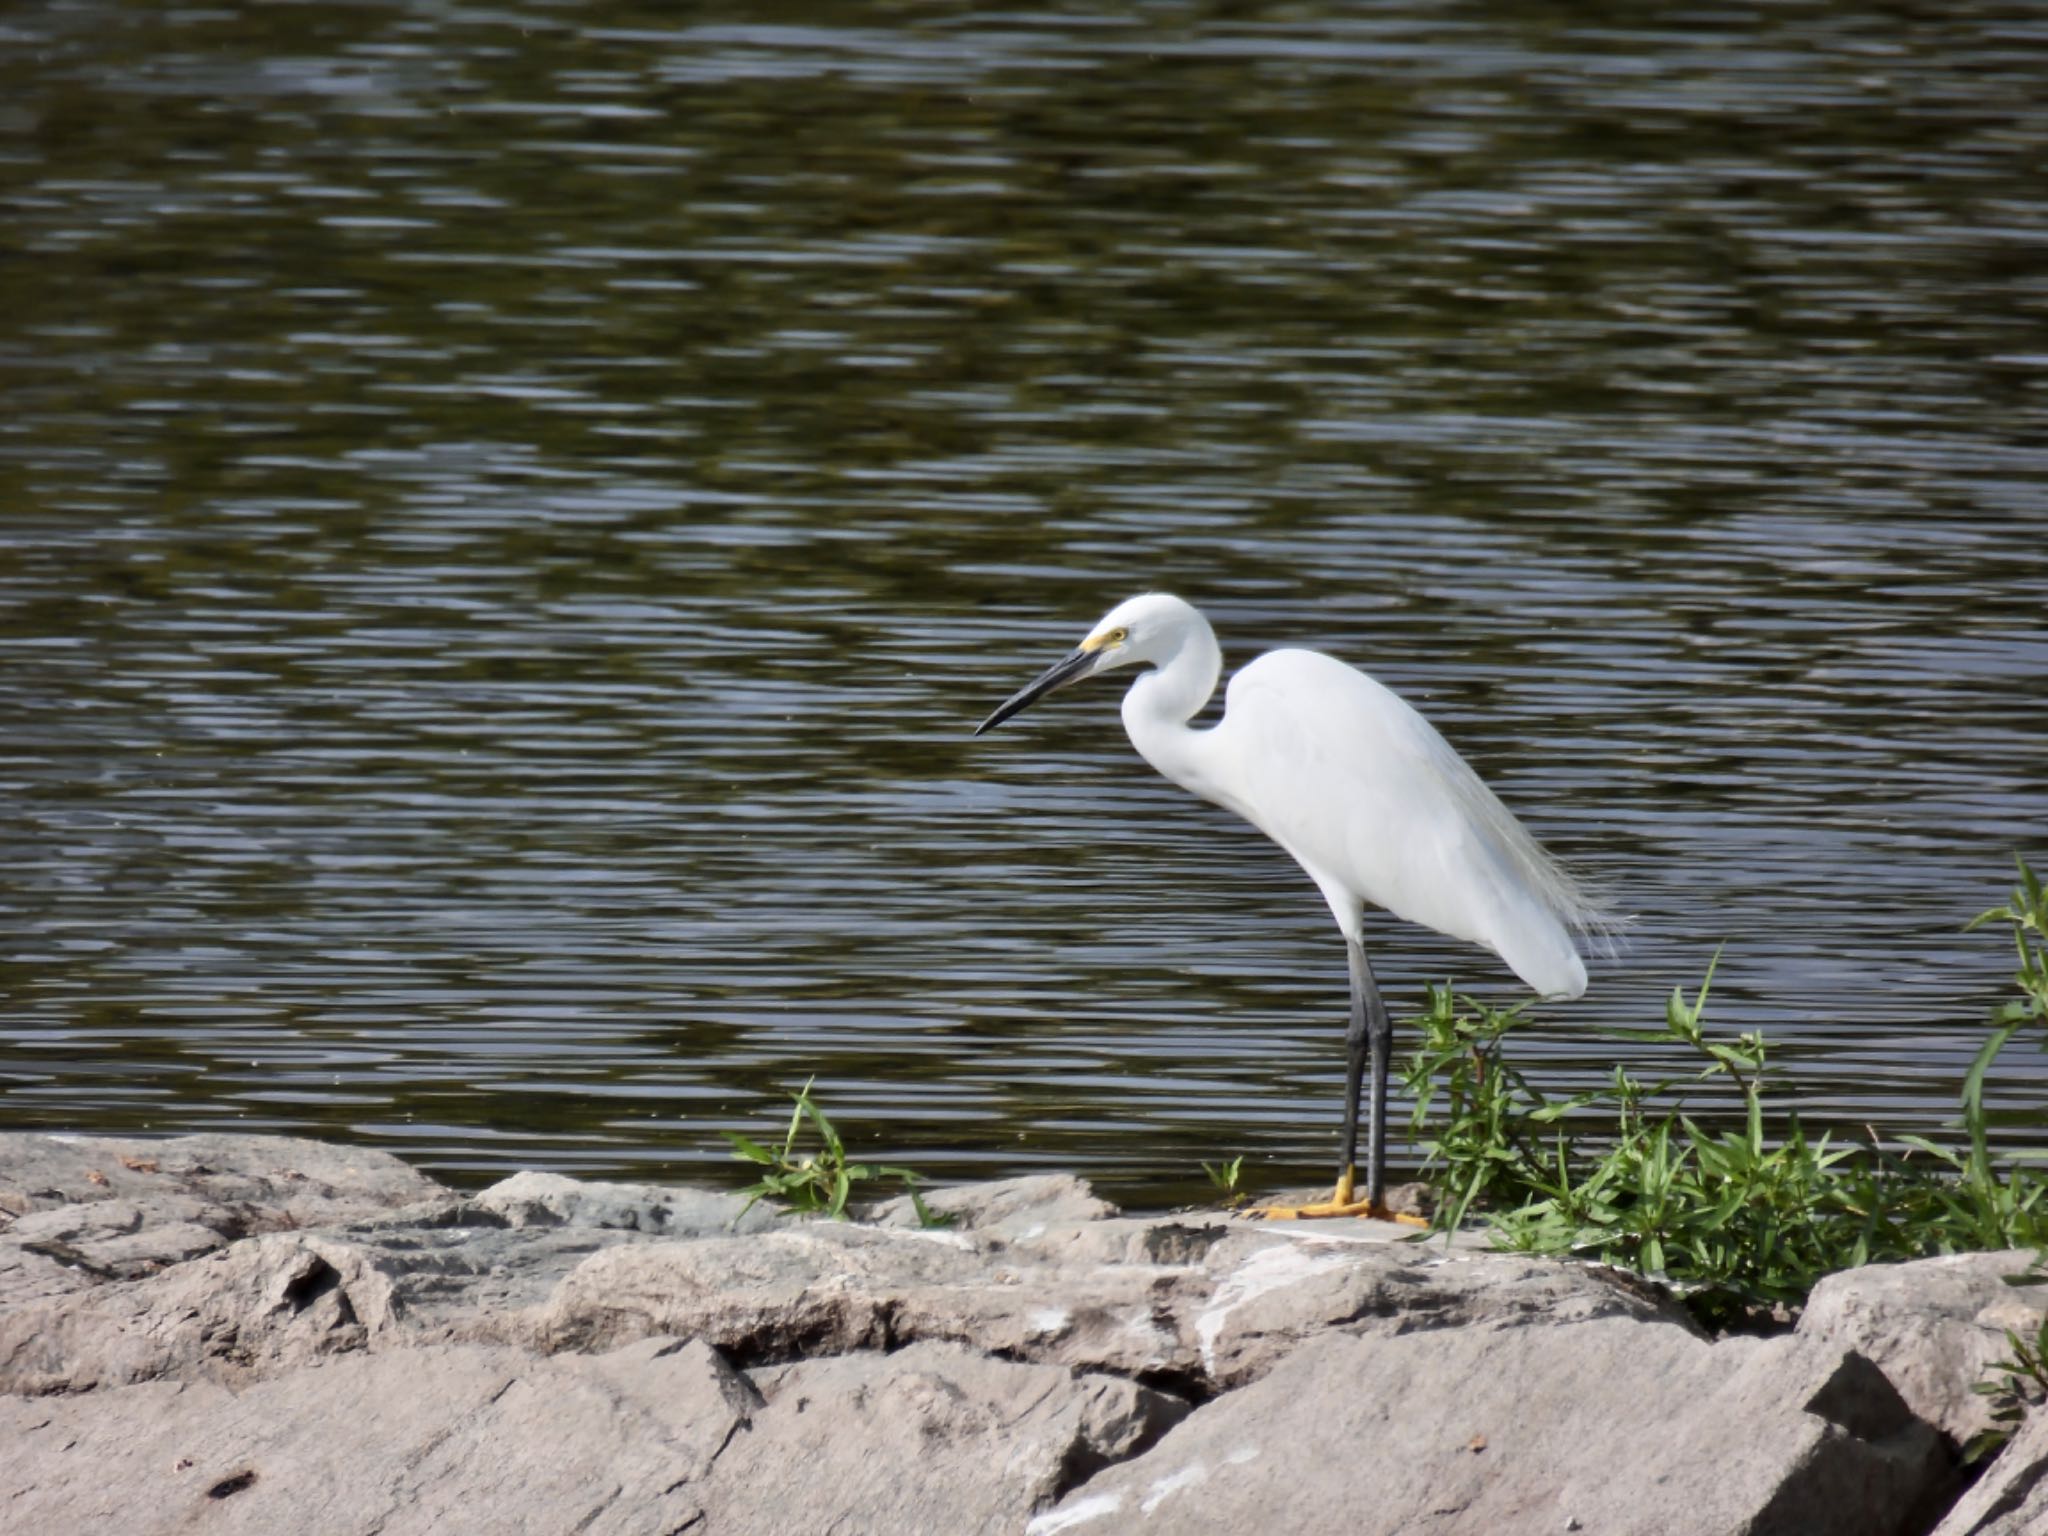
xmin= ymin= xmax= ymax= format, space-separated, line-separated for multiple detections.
xmin=973 ymin=592 xmax=1199 ymax=735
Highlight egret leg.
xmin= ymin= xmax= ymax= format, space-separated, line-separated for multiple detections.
xmin=1332 ymin=939 xmax=1373 ymax=1200
xmin=1347 ymin=939 xmax=1390 ymax=1205
xmin=1248 ymin=937 xmax=1426 ymax=1225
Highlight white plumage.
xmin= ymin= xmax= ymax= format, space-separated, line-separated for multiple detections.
xmin=1172 ymin=646 xmax=1592 ymax=999
xmin=976 ymin=591 xmax=1609 ymax=1219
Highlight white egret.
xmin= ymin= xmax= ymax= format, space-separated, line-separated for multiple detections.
xmin=974 ymin=592 xmax=1609 ymax=1221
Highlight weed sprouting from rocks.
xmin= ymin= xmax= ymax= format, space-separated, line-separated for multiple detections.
xmin=724 ymin=1077 xmax=941 ymax=1224
xmin=1201 ymin=1155 xmax=1248 ymax=1207
xmin=1966 ymin=1296 xmax=2048 ymax=1465
xmin=1406 ymin=856 xmax=2048 ymax=1333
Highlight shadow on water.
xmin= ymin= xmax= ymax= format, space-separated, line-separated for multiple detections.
xmin=1 ymin=1 xmax=2045 ymax=1205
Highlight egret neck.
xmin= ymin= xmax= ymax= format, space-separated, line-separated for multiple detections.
xmin=1117 ymin=608 xmax=1223 ymax=801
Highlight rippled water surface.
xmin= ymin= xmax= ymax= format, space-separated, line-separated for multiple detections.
xmin=4 ymin=2 xmax=2046 ymax=1206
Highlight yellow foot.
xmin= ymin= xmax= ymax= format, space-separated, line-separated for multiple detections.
xmin=1248 ymin=1197 xmax=1428 ymax=1226
xmin=1244 ymin=1168 xmax=1431 ymax=1227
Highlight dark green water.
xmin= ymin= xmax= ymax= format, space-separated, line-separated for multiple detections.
xmin=4 ymin=2 xmax=2046 ymax=1206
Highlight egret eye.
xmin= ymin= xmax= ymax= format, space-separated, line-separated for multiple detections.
xmin=1106 ymin=627 xmax=1128 ymax=644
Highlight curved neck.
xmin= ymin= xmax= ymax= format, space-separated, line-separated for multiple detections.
xmin=1118 ymin=615 xmax=1223 ymax=793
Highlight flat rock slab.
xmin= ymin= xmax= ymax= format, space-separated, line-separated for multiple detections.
xmin=2 ymin=1336 xmax=749 ymax=1536
xmin=0 ymin=1335 xmax=1185 ymax=1536
xmin=1027 ymin=1315 xmax=1952 ymax=1536
xmin=707 ymin=1341 xmax=1188 ymax=1536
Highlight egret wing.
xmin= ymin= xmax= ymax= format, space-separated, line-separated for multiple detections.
xmin=1211 ymin=649 xmax=1590 ymax=997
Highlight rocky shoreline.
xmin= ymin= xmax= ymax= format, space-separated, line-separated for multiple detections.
xmin=2 ymin=1132 xmax=2044 ymax=1535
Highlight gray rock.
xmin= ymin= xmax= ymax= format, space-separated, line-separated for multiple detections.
xmin=0 ymin=1230 xmax=399 ymax=1394
xmin=11 ymin=1201 xmax=231 ymax=1273
xmin=0 ymin=1133 xmax=448 ymax=1315
xmin=0 ymin=1204 xmax=753 ymax=1395
xmin=0 ymin=1331 xmax=1189 ymax=1536
xmin=1180 ymin=1226 xmax=1694 ymax=1390
xmin=1799 ymin=1249 xmax=2048 ymax=1444
xmin=705 ymin=1340 xmax=1189 ymax=1536
xmin=1933 ymin=1401 xmax=2048 ymax=1536
xmin=1026 ymin=1316 xmax=1953 ymax=1536
xmin=0 ymin=1134 xmax=1987 ymax=1535
xmin=0 ymin=1132 xmax=446 ymax=1227
xmin=3 ymin=1196 xmax=238 ymax=1306
xmin=0 ymin=1159 xmax=1688 ymax=1402
xmin=0 ymin=1336 xmax=753 ymax=1536
xmin=467 ymin=1168 xmax=782 ymax=1236
xmin=869 ymin=1171 xmax=1118 ymax=1236
xmin=537 ymin=1215 xmax=1678 ymax=1393
xmin=0 ymin=1160 xmax=808 ymax=1394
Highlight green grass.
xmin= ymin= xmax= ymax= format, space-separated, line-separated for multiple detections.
xmin=723 ymin=1076 xmax=942 ymax=1224
xmin=1202 ymin=1153 xmax=1249 ymax=1206
xmin=1405 ymin=856 xmax=2048 ymax=1333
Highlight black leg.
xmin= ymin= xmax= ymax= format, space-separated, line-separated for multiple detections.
xmin=1338 ymin=940 xmax=1369 ymax=1195
xmin=1359 ymin=944 xmax=1392 ymax=1207
xmin=1338 ymin=938 xmax=1392 ymax=1208
xmin=1251 ymin=934 xmax=1407 ymax=1223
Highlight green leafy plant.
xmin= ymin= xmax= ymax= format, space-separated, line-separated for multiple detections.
xmin=1960 ymin=856 xmax=2048 ymax=1151
xmin=723 ymin=1077 xmax=939 ymax=1223
xmin=1202 ymin=1154 xmax=1248 ymax=1205
xmin=1404 ymin=858 xmax=2048 ymax=1331
xmin=1404 ymin=981 xmax=1561 ymax=1234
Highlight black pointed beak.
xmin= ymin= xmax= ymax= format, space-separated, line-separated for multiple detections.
xmin=974 ymin=645 xmax=1102 ymax=736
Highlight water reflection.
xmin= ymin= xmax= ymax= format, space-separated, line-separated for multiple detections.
xmin=1 ymin=2 xmax=2045 ymax=1206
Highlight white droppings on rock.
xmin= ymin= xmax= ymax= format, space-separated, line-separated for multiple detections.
xmin=1027 ymin=1307 xmax=1070 ymax=1338
xmin=1195 ymin=1241 xmax=1348 ymax=1374
xmin=1140 ymin=1462 xmax=1207 ymax=1515
xmin=896 ymin=1226 xmax=975 ymax=1250
xmin=1025 ymin=1491 xmax=1124 ymax=1534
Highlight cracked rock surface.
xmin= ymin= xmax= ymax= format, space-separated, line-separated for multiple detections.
xmin=0 ymin=1132 xmax=2023 ymax=1535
